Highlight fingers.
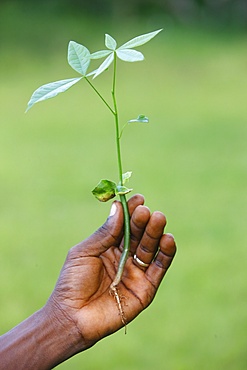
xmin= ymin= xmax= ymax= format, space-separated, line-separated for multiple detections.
xmin=127 ymin=194 xmax=145 ymax=216
xmin=146 ymin=233 xmax=176 ymax=288
xmin=132 ymin=210 xmax=166 ymax=267
xmin=130 ymin=208 xmax=176 ymax=289
xmin=75 ymin=194 xmax=145 ymax=257
xmin=128 ymin=205 xmax=151 ymax=255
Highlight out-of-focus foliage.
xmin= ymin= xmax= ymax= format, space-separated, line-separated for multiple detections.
xmin=1 ymin=2 xmax=247 ymax=369
xmin=0 ymin=0 xmax=247 ymax=28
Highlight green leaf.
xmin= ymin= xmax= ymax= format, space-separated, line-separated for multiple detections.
xmin=105 ymin=34 xmax=117 ymax=50
xmin=116 ymin=185 xmax=133 ymax=196
xmin=93 ymin=53 xmax=114 ymax=79
xmin=116 ymin=49 xmax=144 ymax=62
xmin=26 ymin=77 xmax=82 ymax=112
xmin=119 ymin=29 xmax=163 ymax=50
xmin=122 ymin=171 xmax=132 ymax=184
xmin=90 ymin=50 xmax=112 ymax=59
xmin=68 ymin=41 xmax=90 ymax=75
xmin=128 ymin=114 xmax=149 ymax=123
xmin=92 ymin=179 xmax=117 ymax=202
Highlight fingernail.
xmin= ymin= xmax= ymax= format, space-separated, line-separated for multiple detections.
xmin=109 ymin=202 xmax=117 ymax=217
xmin=166 ymin=233 xmax=174 ymax=238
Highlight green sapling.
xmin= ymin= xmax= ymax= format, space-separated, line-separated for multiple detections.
xmin=26 ymin=29 xmax=162 ymax=324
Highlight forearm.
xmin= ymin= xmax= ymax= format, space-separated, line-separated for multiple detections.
xmin=0 ymin=305 xmax=83 ymax=369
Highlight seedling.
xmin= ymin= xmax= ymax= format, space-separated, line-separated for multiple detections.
xmin=26 ymin=29 xmax=162 ymax=326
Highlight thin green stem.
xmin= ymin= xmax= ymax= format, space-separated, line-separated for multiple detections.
xmin=119 ymin=122 xmax=128 ymax=139
xmin=110 ymin=52 xmax=131 ymax=288
xmin=111 ymin=194 xmax=130 ymax=287
xmin=85 ymin=54 xmax=131 ymax=288
xmin=85 ymin=77 xmax=115 ymax=115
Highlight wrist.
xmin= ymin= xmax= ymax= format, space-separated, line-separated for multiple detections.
xmin=0 ymin=303 xmax=85 ymax=369
xmin=38 ymin=300 xmax=86 ymax=367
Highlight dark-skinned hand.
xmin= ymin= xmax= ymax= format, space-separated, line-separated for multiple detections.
xmin=0 ymin=194 xmax=176 ymax=369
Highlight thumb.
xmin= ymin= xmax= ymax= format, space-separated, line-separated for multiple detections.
xmin=78 ymin=200 xmax=124 ymax=256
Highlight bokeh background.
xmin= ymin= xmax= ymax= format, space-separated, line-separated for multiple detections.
xmin=1 ymin=1 xmax=247 ymax=369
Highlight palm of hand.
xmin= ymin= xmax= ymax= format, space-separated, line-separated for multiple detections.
xmin=49 ymin=195 xmax=176 ymax=348
xmin=52 ymin=246 xmax=153 ymax=343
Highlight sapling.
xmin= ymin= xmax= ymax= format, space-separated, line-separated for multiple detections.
xmin=26 ymin=29 xmax=162 ymax=327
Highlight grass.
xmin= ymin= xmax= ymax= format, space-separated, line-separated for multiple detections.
xmin=0 ymin=9 xmax=247 ymax=369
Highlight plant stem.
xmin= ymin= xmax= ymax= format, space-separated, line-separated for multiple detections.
xmin=111 ymin=194 xmax=130 ymax=287
xmin=110 ymin=52 xmax=131 ymax=287
xmin=85 ymin=55 xmax=131 ymax=287
xmin=85 ymin=77 xmax=115 ymax=115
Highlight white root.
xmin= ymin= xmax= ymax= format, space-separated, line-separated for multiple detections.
xmin=110 ymin=285 xmax=127 ymax=334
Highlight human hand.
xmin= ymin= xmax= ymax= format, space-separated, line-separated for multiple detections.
xmin=0 ymin=194 xmax=176 ymax=370
xmin=46 ymin=194 xmax=176 ymax=356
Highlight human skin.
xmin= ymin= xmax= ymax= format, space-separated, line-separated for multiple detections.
xmin=0 ymin=194 xmax=176 ymax=369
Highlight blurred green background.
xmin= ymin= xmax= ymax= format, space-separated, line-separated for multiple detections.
xmin=0 ymin=1 xmax=247 ymax=369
